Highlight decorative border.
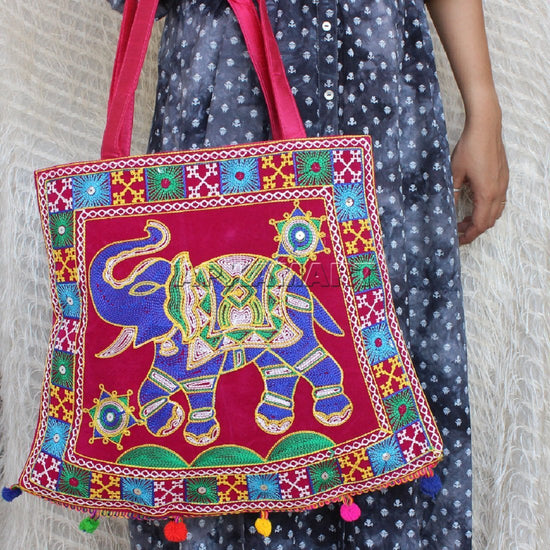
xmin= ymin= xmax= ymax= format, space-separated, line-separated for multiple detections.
xmin=22 ymin=135 xmax=442 ymax=517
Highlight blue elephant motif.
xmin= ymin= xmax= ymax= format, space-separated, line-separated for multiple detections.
xmin=89 ymin=220 xmax=352 ymax=446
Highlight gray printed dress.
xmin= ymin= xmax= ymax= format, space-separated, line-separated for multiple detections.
xmin=109 ymin=0 xmax=472 ymax=548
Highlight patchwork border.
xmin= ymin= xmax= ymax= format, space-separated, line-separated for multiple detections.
xmin=22 ymin=136 xmax=442 ymax=517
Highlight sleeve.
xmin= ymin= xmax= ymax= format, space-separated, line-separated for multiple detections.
xmin=106 ymin=0 xmax=178 ymax=19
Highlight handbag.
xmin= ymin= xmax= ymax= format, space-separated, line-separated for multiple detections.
xmin=6 ymin=0 xmax=443 ymax=538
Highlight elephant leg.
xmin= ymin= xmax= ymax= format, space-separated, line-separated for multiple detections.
xmin=139 ymin=367 xmax=185 ymax=437
xmin=181 ymin=385 xmax=220 ymax=446
xmin=281 ymin=344 xmax=353 ymax=427
xmin=254 ymin=351 xmax=299 ymax=434
xmin=180 ymin=357 xmax=223 ymax=446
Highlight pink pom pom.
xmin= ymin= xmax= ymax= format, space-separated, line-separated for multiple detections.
xmin=340 ymin=501 xmax=361 ymax=522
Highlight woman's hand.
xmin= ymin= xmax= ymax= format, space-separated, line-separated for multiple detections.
xmin=451 ymin=103 xmax=509 ymax=245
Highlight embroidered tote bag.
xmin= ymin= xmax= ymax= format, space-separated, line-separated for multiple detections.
xmin=13 ymin=0 xmax=443 ymax=532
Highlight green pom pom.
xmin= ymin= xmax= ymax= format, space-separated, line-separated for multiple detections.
xmin=79 ymin=517 xmax=100 ymax=533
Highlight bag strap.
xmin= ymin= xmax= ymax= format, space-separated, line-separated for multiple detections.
xmin=228 ymin=0 xmax=305 ymax=141
xmin=101 ymin=0 xmax=157 ymax=160
xmin=101 ymin=0 xmax=306 ymax=160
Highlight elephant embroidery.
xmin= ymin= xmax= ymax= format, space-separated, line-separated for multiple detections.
xmin=89 ymin=220 xmax=352 ymax=446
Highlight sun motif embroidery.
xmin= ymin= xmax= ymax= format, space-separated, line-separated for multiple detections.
xmin=348 ymin=252 xmax=382 ymax=293
xmin=247 ymin=474 xmax=281 ymax=500
xmin=186 ymin=477 xmax=218 ymax=504
xmin=58 ymin=463 xmax=91 ymax=498
xmin=220 ymin=157 xmax=261 ymax=193
xmin=85 ymin=386 xmax=141 ymax=450
xmin=270 ymin=200 xmax=330 ymax=275
xmin=333 ymin=184 xmax=368 ymax=222
xmin=72 ymin=173 xmax=111 ymax=208
xmin=362 ymin=322 xmax=398 ymax=365
xmin=51 ymin=350 xmax=74 ymax=390
xmin=383 ymin=388 xmax=419 ymax=431
xmin=56 ymin=282 xmax=81 ymax=319
xmin=49 ymin=211 xmax=74 ymax=249
xmin=146 ymin=165 xmax=185 ymax=201
xmin=121 ymin=477 xmax=154 ymax=506
xmin=367 ymin=436 xmax=406 ymax=476
xmin=308 ymin=459 xmax=342 ymax=493
xmin=42 ymin=417 xmax=71 ymax=459
xmin=295 ymin=150 xmax=333 ymax=187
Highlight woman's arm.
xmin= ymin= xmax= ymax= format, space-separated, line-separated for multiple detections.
xmin=427 ymin=0 xmax=509 ymax=245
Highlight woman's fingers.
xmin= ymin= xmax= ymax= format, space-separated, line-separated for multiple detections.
xmin=458 ymin=193 xmax=504 ymax=245
xmin=457 ymin=184 xmax=507 ymax=244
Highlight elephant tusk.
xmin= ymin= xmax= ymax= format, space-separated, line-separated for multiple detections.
xmin=96 ymin=326 xmax=137 ymax=358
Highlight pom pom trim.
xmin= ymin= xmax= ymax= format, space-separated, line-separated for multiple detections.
xmin=164 ymin=518 xmax=188 ymax=542
xmin=340 ymin=495 xmax=361 ymax=522
xmin=419 ymin=472 xmax=443 ymax=499
xmin=79 ymin=514 xmax=100 ymax=533
xmin=2 ymin=485 xmax=23 ymax=502
xmin=255 ymin=511 xmax=272 ymax=537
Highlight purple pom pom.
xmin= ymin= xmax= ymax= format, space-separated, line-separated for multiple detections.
xmin=2 ymin=486 xmax=22 ymax=502
xmin=419 ymin=473 xmax=442 ymax=499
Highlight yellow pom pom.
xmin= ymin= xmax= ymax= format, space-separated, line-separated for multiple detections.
xmin=255 ymin=512 xmax=272 ymax=537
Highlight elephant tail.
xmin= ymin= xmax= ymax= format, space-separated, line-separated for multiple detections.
xmin=312 ymin=297 xmax=345 ymax=336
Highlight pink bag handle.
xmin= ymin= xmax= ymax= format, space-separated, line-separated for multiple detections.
xmin=101 ymin=0 xmax=306 ymax=160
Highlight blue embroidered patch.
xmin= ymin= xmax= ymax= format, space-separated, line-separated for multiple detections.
xmin=247 ymin=473 xmax=281 ymax=500
xmin=72 ymin=173 xmax=111 ymax=208
xmin=333 ymin=184 xmax=368 ymax=222
xmin=367 ymin=436 xmax=406 ymax=475
xmin=362 ymin=322 xmax=398 ymax=365
xmin=57 ymin=282 xmax=81 ymax=319
xmin=42 ymin=417 xmax=71 ymax=459
xmin=220 ymin=158 xmax=261 ymax=193
xmin=121 ymin=477 xmax=154 ymax=506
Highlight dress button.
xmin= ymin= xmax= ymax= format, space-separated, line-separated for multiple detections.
xmin=322 ymin=21 xmax=332 ymax=31
xmin=324 ymin=90 xmax=335 ymax=101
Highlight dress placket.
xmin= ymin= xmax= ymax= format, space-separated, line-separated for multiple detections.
xmin=315 ymin=0 xmax=339 ymax=135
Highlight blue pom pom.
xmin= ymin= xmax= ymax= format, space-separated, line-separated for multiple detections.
xmin=2 ymin=486 xmax=22 ymax=502
xmin=419 ymin=473 xmax=442 ymax=499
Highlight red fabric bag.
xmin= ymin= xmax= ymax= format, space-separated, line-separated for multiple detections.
xmin=13 ymin=0 xmax=442 ymax=527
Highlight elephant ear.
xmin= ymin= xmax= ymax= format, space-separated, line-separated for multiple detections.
xmin=165 ymin=252 xmax=199 ymax=342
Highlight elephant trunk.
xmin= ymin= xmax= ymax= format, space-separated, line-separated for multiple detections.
xmin=97 ymin=220 xmax=171 ymax=289
xmin=89 ymin=220 xmax=174 ymax=346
